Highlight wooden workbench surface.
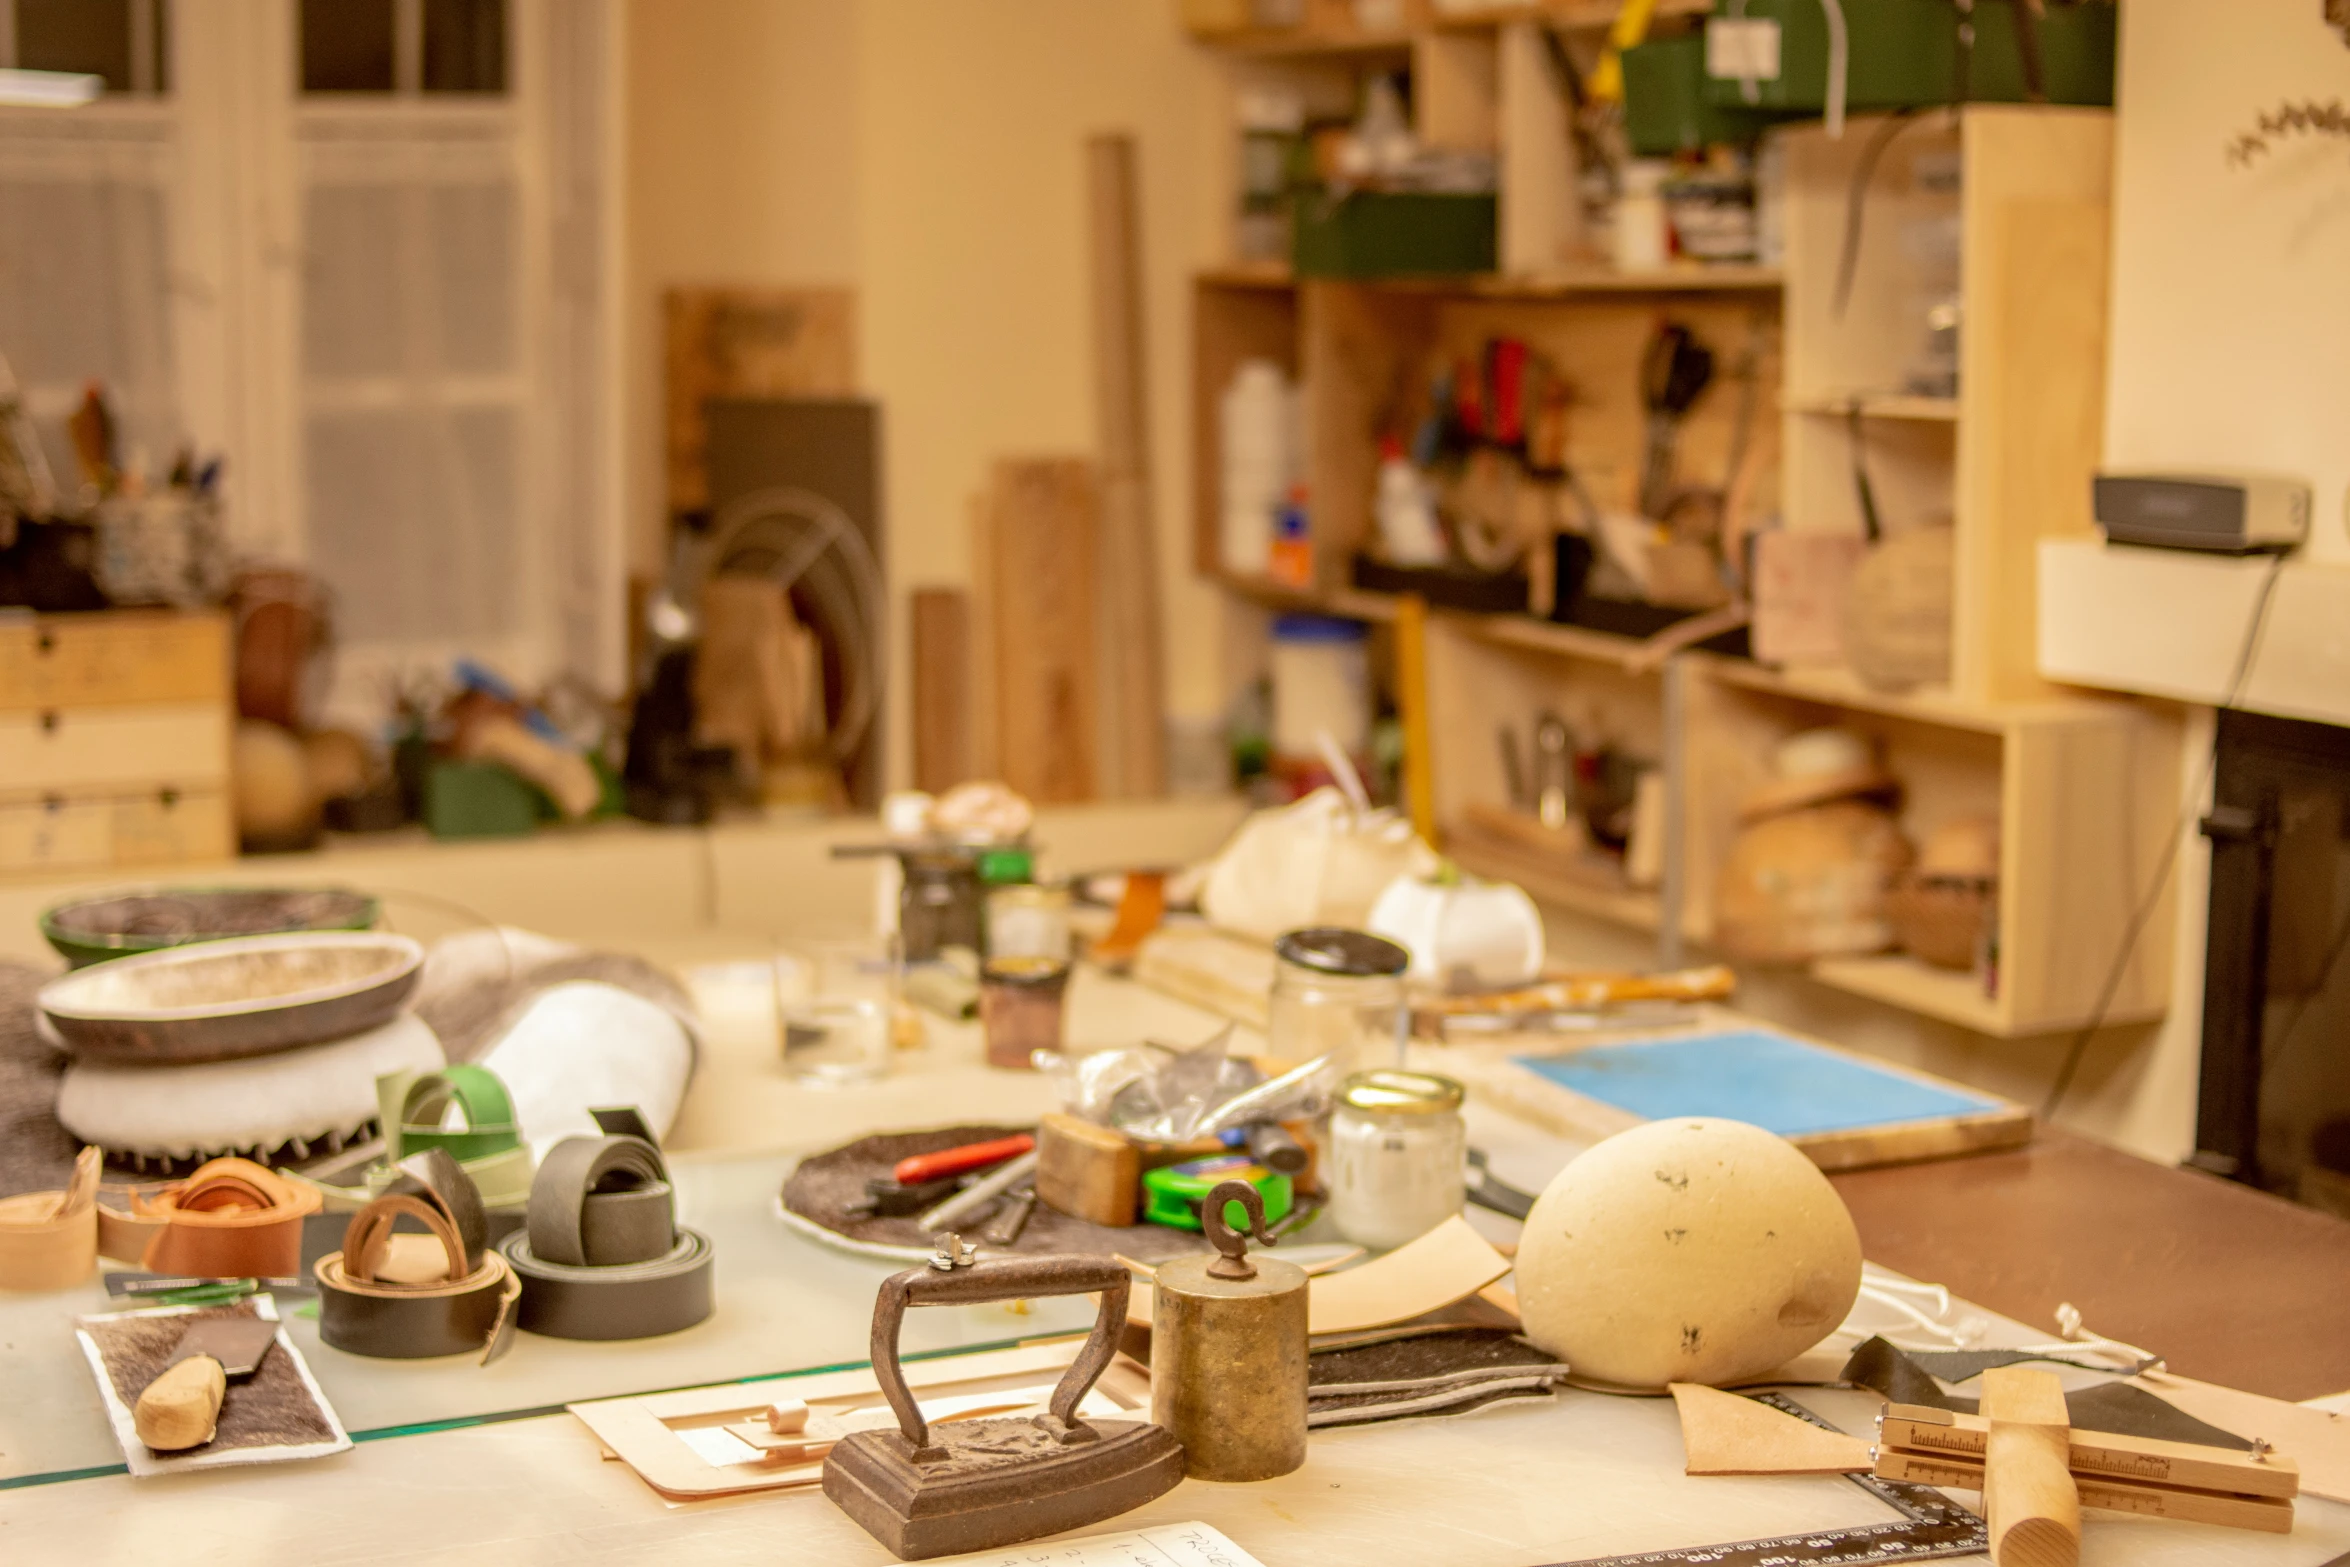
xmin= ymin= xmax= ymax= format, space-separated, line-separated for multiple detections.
xmin=1831 ymin=1127 xmax=2350 ymax=1403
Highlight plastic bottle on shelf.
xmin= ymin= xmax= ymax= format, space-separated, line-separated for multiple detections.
xmin=1269 ymin=485 xmax=1313 ymax=590
xmin=1373 ymin=436 xmax=1447 ymax=565
xmin=1220 ymin=359 xmax=1295 ymax=578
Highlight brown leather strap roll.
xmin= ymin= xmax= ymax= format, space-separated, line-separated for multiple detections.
xmin=316 ymin=1173 xmax=518 ymax=1364
xmin=136 ymin=1158 xmax=321 ymax=1279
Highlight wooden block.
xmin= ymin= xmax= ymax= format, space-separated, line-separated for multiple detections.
xmin=1035 ymin=1112 xmax=1140 ymax=1228
xmin=978 ymin=458 xmax=1099 ymax=804
xmin=1751 ymin=531 xmax=1866 ymax=668
xmin=1671 ymin=1383 xmax=1873 ymax=1476
xmin=910 ymin=588 xmax=970 ymax=794
xmin=663 ymin=287 xmax=855 ymax=514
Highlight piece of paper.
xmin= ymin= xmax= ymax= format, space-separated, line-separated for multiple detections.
xmin=925 ymin=1521 xmax=1264 ymax=1567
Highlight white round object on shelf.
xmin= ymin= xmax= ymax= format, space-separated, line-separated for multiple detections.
xmin=1515 ymin=1117 xmax=1862 ymax=1390
xmin=1367 ymin=872 xmax=1545 ymax=989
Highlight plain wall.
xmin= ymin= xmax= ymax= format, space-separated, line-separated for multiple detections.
xmin=2064 ymin=0 xmax=2350 ymax=1161
xmin=622 ymin=0 xmax=1232 ymax=792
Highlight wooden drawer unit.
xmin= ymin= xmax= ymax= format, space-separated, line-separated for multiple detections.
xmin=0 ymin=610 xmax=230 ymax=711
xmin=0 ymin=789 xmax=234 ymax=876
xmin=0 ymin=703 xmax=232 ymax=793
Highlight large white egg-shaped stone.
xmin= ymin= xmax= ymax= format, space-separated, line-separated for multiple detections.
xmin=1515 ymin=1117 xmax=1862 ymax=1390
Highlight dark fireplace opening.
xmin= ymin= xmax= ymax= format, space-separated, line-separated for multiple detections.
xmin=2195 ymin=708 xmax=2350 ymax=1213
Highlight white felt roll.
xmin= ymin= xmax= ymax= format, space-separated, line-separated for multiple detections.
xmin=56 ymin=1013 xmax=445 ymax=1161
xmin=475 ymin=981 xmax=695 ymax=1156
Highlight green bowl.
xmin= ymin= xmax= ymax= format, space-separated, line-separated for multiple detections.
xmin=40 ymin=886 xmax=383 ymax=968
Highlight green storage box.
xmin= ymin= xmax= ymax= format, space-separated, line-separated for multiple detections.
xmin=1624 ymin=36 xmax=1780 ymax=155
xmin=1702 ymin=0 xmax=2115 ymax=113
xmin=1292 ymin=189 xmax=1496 ymax=278
xmin=424 ymin=760 xmax=548 ymax=839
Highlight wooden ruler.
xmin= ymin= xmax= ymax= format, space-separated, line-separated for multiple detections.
xmin=1542 ymin=1394 xmax=1989 ymax=1566
xmin=1875 ymin=1402 xmax=2296 ymax=1535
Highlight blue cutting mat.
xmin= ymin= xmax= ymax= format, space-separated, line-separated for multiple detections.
xmin=1512 ymin=1028 xmax=2000 ymax=1138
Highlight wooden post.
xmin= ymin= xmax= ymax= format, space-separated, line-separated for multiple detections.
xmin=910 ymin=588 xmax=970 ymax=794
xmin=1086 ymin=132 xmax=1168 ymax=799
xmin=1981 ymin=1366 xmax=2081 ymax=1567
xmin=1396 ymin=593 xmax=1437 ymax=845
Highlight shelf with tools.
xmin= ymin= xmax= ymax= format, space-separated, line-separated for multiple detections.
xmin=1186 ymin=12 xmax=2179 ymax=1039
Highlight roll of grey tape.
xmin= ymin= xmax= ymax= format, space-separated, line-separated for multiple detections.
xmin=526 ymin=1134 xmax=670 ymax=1269
xmin=498 ymin=1225 xmax=715 ymax=1341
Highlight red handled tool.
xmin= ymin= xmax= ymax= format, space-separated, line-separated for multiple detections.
xmin=892 ymin=1133 xmax=1035 ymax=1187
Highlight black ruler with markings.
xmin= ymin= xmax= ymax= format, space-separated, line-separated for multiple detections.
xmin=1539 ymin=1392 xmax=1990 ymax=1567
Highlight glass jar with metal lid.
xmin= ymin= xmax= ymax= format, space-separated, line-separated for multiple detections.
xmin=1266 ymin=926 xmax=1409 ymax=1070
xmin=1327 ymin=1069 xmax=1467 ymax=1250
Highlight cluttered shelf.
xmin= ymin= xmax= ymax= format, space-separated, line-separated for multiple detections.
xmin=1809 ymin=951 xmax=2168 ymax=1038
xmin=1190 ymin=0 xmax=1716 ymax=53
xmin=1781 ymin=392 xmax=1961 ymax=422
xmin=1446 ymin=821 xmax=1663 ymax=933
xmin=1195 ymin=263 xmax=1783 ymax=298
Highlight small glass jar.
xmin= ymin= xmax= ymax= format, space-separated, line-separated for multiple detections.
xmin=986 ymin=882 xmax=1071 ymax=962
xmin=1266 ymin=927 xmax=1409 ymax=1069
xmin=1326 ymin=1069 xmax=1466 ymax=1251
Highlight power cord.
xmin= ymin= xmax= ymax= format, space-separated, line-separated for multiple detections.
xmin=1831 ymin=109 xmax=1927 ymax=319
xmin=2041 ymin=550 xmax=2289 ymax=1120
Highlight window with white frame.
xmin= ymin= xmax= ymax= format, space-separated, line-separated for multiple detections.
xmin=0 ymin=0 xmax=620 ymax=709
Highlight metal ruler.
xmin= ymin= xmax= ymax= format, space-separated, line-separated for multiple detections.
xmin=1540 ymin=1392 xmax=1990 ymax=1566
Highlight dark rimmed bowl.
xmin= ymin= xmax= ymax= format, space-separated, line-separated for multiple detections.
xmin=37 ymin=931 xmax=425 ymax=1065
xmin=40 ymin=886 xmax=382 ymax=968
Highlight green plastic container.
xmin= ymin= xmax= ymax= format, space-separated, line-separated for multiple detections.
xmin=1292 ymin=190 xmax=1497 ymax=279
xmin=1141 ymin=1155 xmax=1294 ymax=1232
xmin=424 ymin=760 xmax=548 ymax=839
xmin=1700 ymin=0 xmax=2115 ymax=112
xmin=1624 ymin=35 xmax=1779 ymax=155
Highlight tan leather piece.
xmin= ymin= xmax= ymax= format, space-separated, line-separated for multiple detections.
xmin=0 ymin=1147 xmax=101 ymax=1291
xmin=134 ymin=1157 xmax=322 ymax=1279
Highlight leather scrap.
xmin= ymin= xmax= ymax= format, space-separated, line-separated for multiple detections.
xmin=1307 ymin=1327 xmax=1568 ymax=1428
xmin=500 ymin=1129 xmax=714 ymax=1341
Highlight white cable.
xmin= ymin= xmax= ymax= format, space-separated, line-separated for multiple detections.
xmin=1820 ymin=0 xmax=1850 ymax=140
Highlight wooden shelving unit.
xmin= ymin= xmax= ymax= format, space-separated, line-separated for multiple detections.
xmin=1184 ymin=16 xmax=2175 ymax=1038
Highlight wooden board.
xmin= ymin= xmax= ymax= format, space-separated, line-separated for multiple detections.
xmin=663 ymin=287 xmax=855 ymax=514
xmin=1086 ymin=133 xmax=1167 ymax=800
xmin=910 ymin=588 xmax=970 ymax=794
xmin=1455 ymin=1021 xmax=2034 ymax=1172
xmin=977 ymin=458 xmax=1100 ymax=804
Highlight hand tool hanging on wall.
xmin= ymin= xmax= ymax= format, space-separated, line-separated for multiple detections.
xmin=1638 ymin=322 xmax=1715 ymax=520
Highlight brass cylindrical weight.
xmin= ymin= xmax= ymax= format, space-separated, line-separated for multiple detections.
xmin=1149 ymin=1181 xmax=1310 ymax=1482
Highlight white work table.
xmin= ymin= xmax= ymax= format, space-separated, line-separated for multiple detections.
xmin=4 ymin=962 xmax=2346 ymax=1566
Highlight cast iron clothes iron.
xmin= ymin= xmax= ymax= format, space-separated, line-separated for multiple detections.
xmin=822 ymin=1241 xmax=1185 ymax=1561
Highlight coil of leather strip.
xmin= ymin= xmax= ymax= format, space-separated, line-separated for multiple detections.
xmin=497 ymin=1130 xmax=714 ymax=1341
xmin=315 ymin=1148 xmax=520 ymax=1363
xmin=0 ymin=1147 xmax=101 ymax=1291
xmin=389 ymin=1066 xmax=535 ymax=1207
xmin=129 ymin=1157 xmax=323 ymax=1278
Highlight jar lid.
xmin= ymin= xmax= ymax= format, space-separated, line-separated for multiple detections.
xmin=1338 ymin=1069 xmax=1464 ymax=1115
xmin=1274 ymin=927 xmax=1410 ymax=978
xmin=981 ymin=954 xmax=1069 ymax=986
xmin=976 ymin=846 xmax=1034 ymax=884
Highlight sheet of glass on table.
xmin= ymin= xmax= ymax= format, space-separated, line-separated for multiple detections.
xmin=0 ymin=1149 xmax=1102 ymax=1488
